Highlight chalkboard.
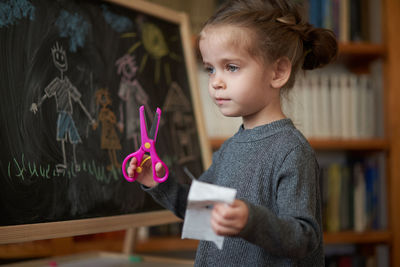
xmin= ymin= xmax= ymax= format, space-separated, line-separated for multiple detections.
xmin=0 ymin=0 xmax=211 ymax=243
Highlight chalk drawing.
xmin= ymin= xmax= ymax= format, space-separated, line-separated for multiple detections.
xmin=121 ymin=21 xmax=183 ymax=84
xmin=30 ymin=42 xmax=95 ymax=173
xmin=101 ymin=4 xmax=132 ymax=33
xmin=55 ymin=10 xmax=89 ymax=52
xmin=115 ymin=53 xmax=152 ymax=150
xmin=93 ymin=88 xmax=122 ymax=171
xmin=163 ymin=82 xmax=197 ymax=164
xmin=0 ymin=0 xmax=35 ymax=27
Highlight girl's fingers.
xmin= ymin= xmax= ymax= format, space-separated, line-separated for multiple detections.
xmin=213 ymin=203 xmax=237 ymax=220
xmin=212 ymin=201 xmax=249 ymax=231
xmin=212 ymin=205 xmax=239 ymax=228
xmin=127 ymin=157 xmax=138 ymax=177
xmin=155 ymin=162 xmax=166 ymax=177
xmin=129 ymin=157 xmax=138 ymax=166
xmin=211 ymin=216 xmax=239 ymax=236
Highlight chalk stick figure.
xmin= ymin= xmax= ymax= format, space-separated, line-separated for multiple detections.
xmin=30 ymin=42 xmax=94 ymax=173
xmin=116 ymin=54 xmax=152 ymax=150
xmin=93 ymin=88 xmax=122 ymax=171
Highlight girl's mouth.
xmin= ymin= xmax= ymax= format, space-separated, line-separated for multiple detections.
xmin=215 ymin=98 xmax=230 ymax=105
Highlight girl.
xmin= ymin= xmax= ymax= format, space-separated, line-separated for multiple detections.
xmin=128 ymin=0 xmax=337 ymax=266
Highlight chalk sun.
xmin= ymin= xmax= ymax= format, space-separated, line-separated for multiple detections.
xmin=121 ymin=22 xmax=181 ymax=84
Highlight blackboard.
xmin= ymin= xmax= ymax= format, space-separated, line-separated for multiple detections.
xmin=0 ymin=0 xmax=211 ymax=243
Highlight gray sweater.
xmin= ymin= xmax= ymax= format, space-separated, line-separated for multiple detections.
xmin=144 ymin=119 xmax=324 ymax=266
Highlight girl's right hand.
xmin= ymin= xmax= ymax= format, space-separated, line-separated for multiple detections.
xmin=127 ymin=156 xmax=164 ymax=188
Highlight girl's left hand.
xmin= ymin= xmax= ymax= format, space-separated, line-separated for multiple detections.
xmin=211 ymin=199 xmax=249 ymax=236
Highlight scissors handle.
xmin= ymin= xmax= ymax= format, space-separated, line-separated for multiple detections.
xmin=147 ymin=140 xmax=169 ymax=183
xmin=121 ymin=143 xmax=169 ymax=183
xmin=122 ymin=149 xmax=145 ymax=182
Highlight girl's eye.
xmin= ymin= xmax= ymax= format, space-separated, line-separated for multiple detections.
xmin=205 ymin=66 xmax=215 ymax=75
xmin=226 ymin=64 xmax=239 ymax=72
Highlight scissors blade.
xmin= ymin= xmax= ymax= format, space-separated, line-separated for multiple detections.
xmin=148 ymin=111 xmax=160 ymax=140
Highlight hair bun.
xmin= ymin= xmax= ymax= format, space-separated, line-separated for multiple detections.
xmin=302 ymin=27 xmax=338 ymax=70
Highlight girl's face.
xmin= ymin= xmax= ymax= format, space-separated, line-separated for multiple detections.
xmin=199 ymin=26 xmax=284 ymax=129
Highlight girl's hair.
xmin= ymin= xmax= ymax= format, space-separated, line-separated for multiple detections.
xmin=202 ymin=0 xmax=338 ymax=90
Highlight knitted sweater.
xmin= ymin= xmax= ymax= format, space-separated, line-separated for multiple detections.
xmin=144 ymin=119 xmax=324 ymax=266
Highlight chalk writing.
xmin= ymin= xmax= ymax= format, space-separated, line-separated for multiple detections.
xmin=8 ymin=156 xmax=121 ymax=184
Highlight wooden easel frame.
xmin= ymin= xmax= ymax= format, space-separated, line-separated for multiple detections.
xmin=0 ymin=211 xmax=177 ymax=245
xmin=0 ymin=0 xmax=211 ymax=250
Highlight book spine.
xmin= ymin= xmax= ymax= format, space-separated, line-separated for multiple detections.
xmin=326 ymin=164 xmax=341 ymax=232
xmin=339 ymin=74 xmax=351 ymax=138
xmin=330 ymin=74 xmax=341 ymax=138
xmin=320 ymin=74 xmax=331 ymax=138
xmin=350 ymin=0 xmax=362 ymax=41
xmin=339 ymin=0 xmax=350 ymax=42
xmin=349 ymin=74 xmax=360 ymax=138
xmin=353 ymin=162 xmax=367 ymax=232
xmin=310 ymin=74 xmax=320 ymax=137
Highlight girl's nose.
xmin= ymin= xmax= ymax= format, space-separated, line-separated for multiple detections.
xmin=211 ymin=76 xmax=226 ymax=90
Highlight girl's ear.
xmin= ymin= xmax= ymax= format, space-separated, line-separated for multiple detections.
xmin=270 ymin=57 xmax=292 ymax=89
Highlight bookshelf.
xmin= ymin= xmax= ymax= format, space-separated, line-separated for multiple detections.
xmin=338 ymin=43 xmax=385 ymax=58
xmin=384 ymin=1 xmax=400 ymax=267
xmin=323 ymin=231 xmax=391 ymax=245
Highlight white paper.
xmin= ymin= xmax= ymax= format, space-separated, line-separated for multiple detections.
xmin=181 ymin=180 xmax=237 ymax=249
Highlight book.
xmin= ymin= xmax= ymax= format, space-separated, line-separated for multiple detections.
xmin=320 ymin=74 xmax=331 ymax=138
xmin=365 ymin=160 xmax=379 ymax=229
xmin=309 ymin=0 xmax=322 ymax=28
xmin=339 ymin=0 xmax=350 ymax=42
xmin=368 ymin=0 xmax=382 ymax=43
xmin=349 ymin=74 xmax=360 ymax=138
xmin=371 ymin=60 xmax=384 ymax=138
xmin=301 ymin=76 xmax=313 ymax=138
xmin=310 ymin=74 xmax=321 ymax=137
xmin=353 ymin=162 xmax=367 ymax=232
xmin=339 ymin=166 xmax=352 ymax=230
xmin=360 ymin=0 xmax=370 ymax=41
xmin=321 ymin=0 xmax=332 ymax=30
xmin=339 ymin=74 xmax=351 ymax=138
xmin=365 ymin=76 xmax=375 ymax=138
xmin=377 ymin=153 xmax=387 ymax=229
xmin=331 ymin=0 xmax=340 ymax=38
xmin=358 ymin=75 xmax=369 ymax=138
xmin=326 ymin=164 xmax=341 ymax=232
xmin=350 ymin=0 xmax=362 ymax=41
xmin=330 ymin=74 xmax=341 ymax=138
xmin=376 ymin=245 xmax=390 ymax=267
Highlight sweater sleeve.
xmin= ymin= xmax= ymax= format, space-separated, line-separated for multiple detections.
xmin=142 ymin=176 xmax=190 ymax=219
xmin=238 ymin=145 xmax=322 ymax=259
xmin=142 ymin=149 xmax=221 ymax=219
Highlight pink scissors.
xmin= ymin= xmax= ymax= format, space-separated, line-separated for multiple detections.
xmin=122 ymin=105 xmax=169 ymax=183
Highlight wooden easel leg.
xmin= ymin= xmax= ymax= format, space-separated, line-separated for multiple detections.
xmin=122 ymin=227 xmax=137 ymax=255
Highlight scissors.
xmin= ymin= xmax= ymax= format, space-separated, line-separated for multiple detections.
xmin=122 ymin=105 xmax=169 ymax=183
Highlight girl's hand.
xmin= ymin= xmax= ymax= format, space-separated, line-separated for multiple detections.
xmin=127 ymin=156 xmax=164 ymax=188
xmin=211 ymin=199 xmax=249 ymax=236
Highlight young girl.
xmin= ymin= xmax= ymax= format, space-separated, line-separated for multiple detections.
xmin=128 ymin=0 xmax=337 ymax=265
